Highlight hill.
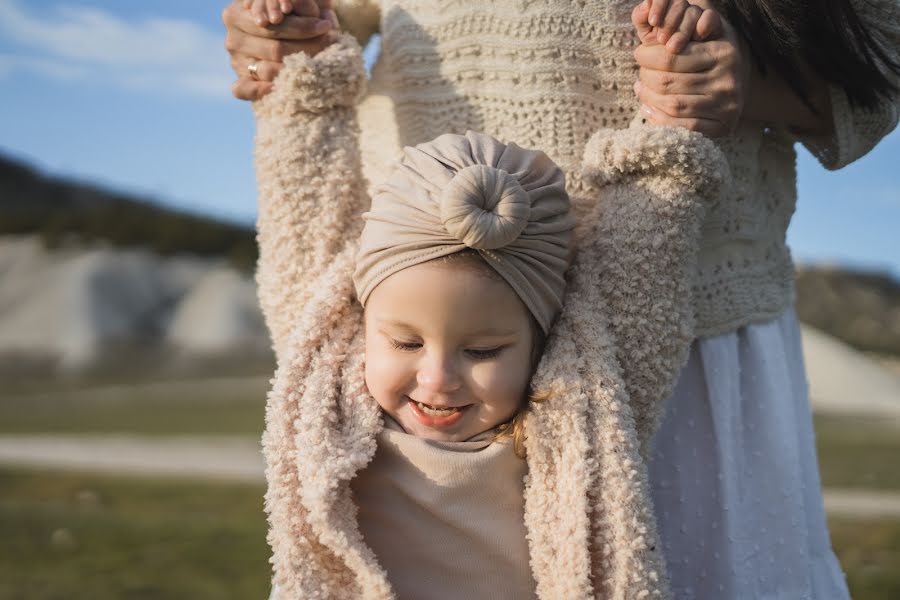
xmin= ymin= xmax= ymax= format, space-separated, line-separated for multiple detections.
xmin=795 ymin=265 xmax=900 ymax=357
xmin=0 ymin=153 xmax=257 ymax=271
xmin=1 ymin=152 xmax=898 ymax=365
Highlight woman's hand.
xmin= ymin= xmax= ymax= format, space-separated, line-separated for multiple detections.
xmin=222 ymin=0 xmax=339 ymax=101
xmin=631 ymin=0 xmax=751 ymax=137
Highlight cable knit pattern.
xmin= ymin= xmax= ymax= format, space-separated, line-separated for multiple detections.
xmin=254 ymin=34 xmax=728 ymax=599
xmin=338 ymin=0 xmax=900 ymax=338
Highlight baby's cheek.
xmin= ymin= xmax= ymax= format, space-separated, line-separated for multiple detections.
xmin=364 ymin=351 xmax=403 ymax=411
xmin=471 ymin=360 xmax=530 ymax=405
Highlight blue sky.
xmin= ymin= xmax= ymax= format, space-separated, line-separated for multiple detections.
xmin=1 ymin=0 xmax=897 ymax=276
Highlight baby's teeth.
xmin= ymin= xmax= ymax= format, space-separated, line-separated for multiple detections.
xmin=416 ymin=401 xmax=459 ymax=416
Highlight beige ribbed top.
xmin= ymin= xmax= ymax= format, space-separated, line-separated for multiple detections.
xmin=350 ymin=415 xmax=537 ymax=600
xmin=339 ymin=0 xmax=900 ymax=338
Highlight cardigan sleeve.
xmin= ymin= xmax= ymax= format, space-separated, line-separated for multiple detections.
xmin=333 ymin=0 xmax=381 ymax=48
xmin=794 ymin=0 xmax=900 ymax=170
xmin=252 ymin=34 xmax=369 ymax=363
xmin=580 ymin=121 xmax=729 ymax=458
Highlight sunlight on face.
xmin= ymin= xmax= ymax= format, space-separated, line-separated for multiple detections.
xmin=363 ymin=259 xmax=534 ymax=442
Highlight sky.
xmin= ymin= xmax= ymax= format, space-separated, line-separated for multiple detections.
xmin=0 ymin=0 xmax=898 ymax=277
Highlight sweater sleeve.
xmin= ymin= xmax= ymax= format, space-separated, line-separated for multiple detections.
xmin=580 ymin=121 xmax=729 ymax=458
xmin=333 ymin=0 xmax=381 ymax=48
xmin=252 ymin=34 xmax=369 ymax=363
xmin=794 ymin=0 xmax=900 ymax=170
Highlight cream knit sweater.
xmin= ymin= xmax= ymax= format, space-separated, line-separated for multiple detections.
xmin=337 ymin=0 xmax=900 ymax=339
xmin=350 ymin=415 xmax=537 ymax=599
xmin=254 ymin=35 xmax=730 ymax=599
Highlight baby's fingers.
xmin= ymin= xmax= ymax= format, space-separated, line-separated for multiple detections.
xmin=266 ymin=0 xmax=287 ymax=24
xmin=656 ymin=0 xmax=689 ymax=45
xmin=631 ymin=1 xmax=655 ymax=43
xmin=646 ymin=0 xmax=671 ymax=28
xmin=249 ymin=0 xmax=272 ymax=26
xmin=291 ymin=0 xmax=321 ymax=17
xmin=665 ymin=4 xmax=703 ymax=53
xmin=695 ymin=8 xmax=724 ymax=41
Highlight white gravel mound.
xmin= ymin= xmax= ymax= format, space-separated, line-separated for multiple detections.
xmin=0 ymin=236 xmax=211 ymax=370
xmin=800 ymin=324 xmax=900 ymax=420
xmin=167 ymin=266 xmax=268 ymax=354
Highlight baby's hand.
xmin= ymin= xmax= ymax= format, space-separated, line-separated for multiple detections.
xmin=632 ymin=0 xmax=723 ymax=54
xmin=243 ymin=0 xmax=325 ymax=27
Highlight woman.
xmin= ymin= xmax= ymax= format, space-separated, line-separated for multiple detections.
xmin=223 ymin=0 xmax=899 ymax=596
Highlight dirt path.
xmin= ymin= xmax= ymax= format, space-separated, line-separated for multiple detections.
xmin=0 ymin=434 xmax=264 ymax=483
xmin=2 ymin=434 xmax=899 ymax=518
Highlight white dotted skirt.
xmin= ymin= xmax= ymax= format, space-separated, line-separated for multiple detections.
xmin=649 ymin=307 xmax=852 ymax=599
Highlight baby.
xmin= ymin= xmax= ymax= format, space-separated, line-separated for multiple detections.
xmin=250 ymin=3 xmax=728 ymax=599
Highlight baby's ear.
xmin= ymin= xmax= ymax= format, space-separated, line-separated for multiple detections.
xmin=581 ymin=116 xmax=729 ymax=201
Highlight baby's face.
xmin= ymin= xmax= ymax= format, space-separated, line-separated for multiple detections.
xmin=364 ymin=261 xmax=534 ymax=442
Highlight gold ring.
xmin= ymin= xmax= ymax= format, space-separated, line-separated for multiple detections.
xmin=247 ymin=62 xmax=260 ymax=81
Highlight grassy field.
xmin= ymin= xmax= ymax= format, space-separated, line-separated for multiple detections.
xmin=0 ymin=376 xmax=268 ymax=437
xmin=0 ymin=376 xmax=898 ymax=598
xmin=0 ymin=468 xmax=270 ymax=600
xmin=2 ymin=377 xmax=897 ymax=491
xmin=1 ymin=466 xmax=898 ymax=600
xmin=814 ymin=415 xmax=900 ymax=491
xmin=830 ymin=516 xmax=900 ymax=599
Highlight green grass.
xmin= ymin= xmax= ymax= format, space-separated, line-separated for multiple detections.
xmin=0 ymin=376 xmax=268 ymax=437
xmin=0 ymin=378 xmax=897 ymax=598
xmin=829 ymin=516 xmax=900 ymax=599
xmin=0 ymin=467 xmax=270 ymax=600
xmin=814 ymin=415 xmax=900 ymax=491
xmin=1 ymin=467 xmax=898 ymax=600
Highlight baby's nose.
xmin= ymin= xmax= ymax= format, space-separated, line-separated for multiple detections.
xmin=416 ymin=353 xmax=463 ymax=393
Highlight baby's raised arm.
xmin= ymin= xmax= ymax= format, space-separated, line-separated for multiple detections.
xmin=252 ymin=34 xmax=368 ymax=362
xmin=580 ymin=123 xmax=728 ymax=458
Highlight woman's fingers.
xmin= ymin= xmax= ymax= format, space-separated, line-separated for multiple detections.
xmin=634 ymin=40 xmax=716 ymax=72
xmin=634 ymin=79 xmax=720 ymax=119
xmin=638 ymin=67 xmax=707 ymax=95
xmin=640 ymin=105 xmax=725 ymax=137
xmin=225 ymin=25 xmax=331 ymax=62
xmin=232 ymin=76 xmax=275 ymax=101
xmin=232 ymin=55 xmax=284 ymax=82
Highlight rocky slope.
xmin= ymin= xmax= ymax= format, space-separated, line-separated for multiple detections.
xmin=1 ymin=152 xmax=898 ymax=382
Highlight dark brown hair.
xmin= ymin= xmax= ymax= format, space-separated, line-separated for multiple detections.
xmin=719 ymin=0 xmax=900 ymax=110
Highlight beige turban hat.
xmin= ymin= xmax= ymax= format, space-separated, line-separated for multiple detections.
xmin=353 ymin=130 xmax=576 ymax=333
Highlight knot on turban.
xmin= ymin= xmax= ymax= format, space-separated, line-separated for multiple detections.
xmin=440 ymin=164 xmax=531 ymax=250
xmin=353 ymin=130 xmax=575 ymax=334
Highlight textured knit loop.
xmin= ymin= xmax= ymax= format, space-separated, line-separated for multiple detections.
xmin=440 ymin=164 xmax=531 ymax=250
xmin=353 ymin=130 xmax=575 ymax=334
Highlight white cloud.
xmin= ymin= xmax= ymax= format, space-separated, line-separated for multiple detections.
xmin=0 ymin=0 xmax=232 ymax=99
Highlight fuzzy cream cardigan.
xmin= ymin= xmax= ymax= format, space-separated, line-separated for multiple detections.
xmin=253 ymin=36 xmax=728 ymax=599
